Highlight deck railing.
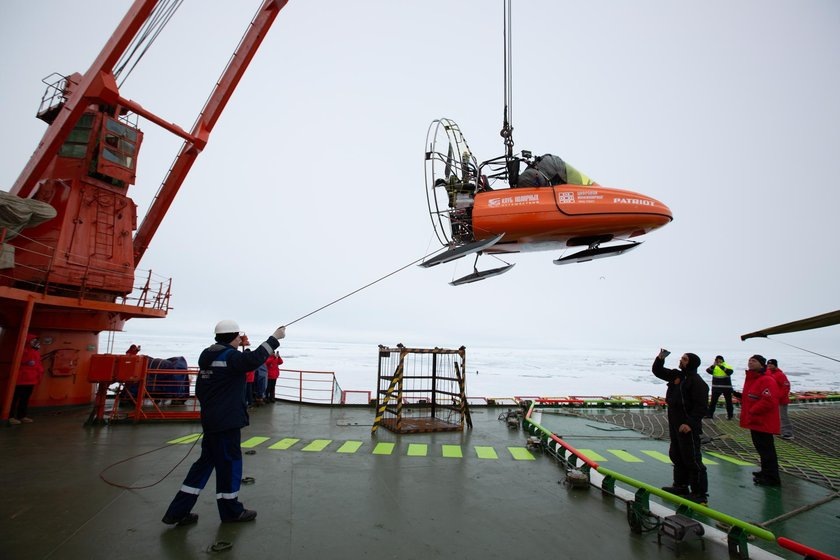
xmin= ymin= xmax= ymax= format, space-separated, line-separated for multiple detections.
xmin=92 ymin=366 xmax=371 ymax=423
xmin=275 ymin=368 xmax=371 ymax=405
xmin=1 ymin=227 xmax=171 ymax=312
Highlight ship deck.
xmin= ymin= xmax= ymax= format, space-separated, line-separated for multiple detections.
xmin=3 ymin=401 xmax=838 ymax=560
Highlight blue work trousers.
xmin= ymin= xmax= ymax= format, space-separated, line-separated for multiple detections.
xmin=163 ymin=428 xmax=245 ymax=521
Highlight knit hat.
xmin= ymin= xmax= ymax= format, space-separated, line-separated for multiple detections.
xmin=750 ymin=354 xmax=767 ymax=367
xmin=216 ymin=332 xmax=238 ymax=344
xmin=685 ymin=353 xmax=702 ymax=370
xmin=767 ymin=358 xmax=778 ymax=366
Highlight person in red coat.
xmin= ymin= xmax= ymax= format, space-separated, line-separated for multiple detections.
xmin=9 ymin=333 xmax=44 ymax=425
xmin=767 ymin=359 xmax=793 ymax=439
xmin=738 ymin=354 xmax=781 ymax=486
xmin=264 ymin=352 xmax=283 ymax=403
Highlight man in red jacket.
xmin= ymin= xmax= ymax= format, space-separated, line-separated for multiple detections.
xmin=9 ymin=333 xmax=44 ymax=425
xmin=265 ymin=352 xmax=283 ymax=403
xmin=739 ymin=355 xmax=781 ymax=486
xmin=767 ymin=359 xmax=793 ymax=439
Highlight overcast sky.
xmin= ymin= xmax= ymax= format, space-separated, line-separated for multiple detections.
xmin=1 ymin=1 xmax=838 ymax=359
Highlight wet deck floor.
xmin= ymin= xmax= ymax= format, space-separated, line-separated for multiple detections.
xmin=537 ymin=407 xmax=839 ymax=559
xmin=2 ymin=402 xmax=837 ymax=559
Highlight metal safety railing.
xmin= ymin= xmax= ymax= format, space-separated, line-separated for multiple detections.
xmin=89 ymin=366 xmax=375 ymax=424
xmin=1 ymin=227 xmax=171 ymax=312
xmin=90 ymin=367 xmax=201 ymax=424
xmin=275 ymin=368 xmax=367 ymax=405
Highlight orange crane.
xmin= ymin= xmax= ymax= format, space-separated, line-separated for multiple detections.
xmin=0 ymin=0 xmax=287 ymax=416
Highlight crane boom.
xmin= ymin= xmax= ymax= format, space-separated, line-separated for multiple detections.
xmin=133 ymin=0 xmax=288 ymax=264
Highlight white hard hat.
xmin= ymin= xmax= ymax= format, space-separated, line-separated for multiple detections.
xmin=214 ymin=319 xmax=240 ymax=334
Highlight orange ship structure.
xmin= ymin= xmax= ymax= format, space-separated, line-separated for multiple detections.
xmin=0 ymin=0 xmax=287 ymax=415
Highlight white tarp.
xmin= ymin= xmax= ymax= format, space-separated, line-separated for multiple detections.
xmin=0 ymin=189 xmax=58 ymax=268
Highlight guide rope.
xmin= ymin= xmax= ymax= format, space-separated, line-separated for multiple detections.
xmin=283 ymin=247 xmax=445 ymax=328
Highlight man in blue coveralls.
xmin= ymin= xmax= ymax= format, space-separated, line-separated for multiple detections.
xmin=162 ymin=320 xmax=286 ymax=526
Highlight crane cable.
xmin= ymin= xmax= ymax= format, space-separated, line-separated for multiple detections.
xmin=500 ymin=0 xmax=515 ymax=160
xmin=762 ymin=337 xmax=839 ymax=364
xmin=114 ymin=0 xmax=184 ymax=87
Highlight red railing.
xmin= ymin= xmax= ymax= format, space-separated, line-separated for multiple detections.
xmin=1 ymin=227 xmax=171 ymax=312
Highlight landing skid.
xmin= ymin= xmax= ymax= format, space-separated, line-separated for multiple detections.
xmin=420 ymin=234 xmax=504 ymax=268
xmin=553 ymin=241 xmax=642 ymax=265
xmin=450 ymin=264 xmax=515 ymax=286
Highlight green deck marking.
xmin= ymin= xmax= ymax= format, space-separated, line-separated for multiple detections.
xmin=608 ymin=449 xmax=643 ymax=463
xmin=442 ymin=445 xmax=463 ymax=458
xmin=639 ymin=449 xmax=720 ymax=465
xmin=373 ymin=442 xmax=395 ymax=455
xmin=578 ymin=449 xmax=608 ymax=462
xmin=167 ymin=434 xmax=202 ymax=444
xmin=268 ymin=438 xmax=300 ymax=450
xmin=336 ymin=441 xmax=363 ymax=454
xmin=508 ymin=447 xmax=535 ymax=461
xmin=705 ymin=451 xmax=756 ymax=466
xmin=475 ymin=446 xmax=498 ymax=459
xmin=241 ymin=436 xmax=270 ymax=448
xmin=641 ymin=450 xmax=671 ymax=463
xmin=302 ymin=439 xmax=332 ymax=452
xmin=407 ymin=444 xmax=428 ymax=457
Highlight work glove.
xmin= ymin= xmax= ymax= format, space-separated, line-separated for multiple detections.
xmin=272 ymin=326 xmax=286 ymax=340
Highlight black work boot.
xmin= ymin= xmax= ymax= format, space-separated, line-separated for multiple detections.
xmin=661 ymin=485 xmax=690 ymax=495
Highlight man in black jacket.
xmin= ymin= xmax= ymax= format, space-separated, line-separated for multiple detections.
xmin=162 ymin=320 xmax=286 ymax=526
xmin=652 ymin=349 xmax=710 ymax=504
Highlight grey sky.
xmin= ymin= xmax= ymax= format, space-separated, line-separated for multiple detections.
xmin=1 ymin=1 xmax=838 ymax=359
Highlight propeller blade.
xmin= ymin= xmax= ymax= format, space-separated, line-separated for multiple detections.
xmin=444 ymin=144 xmax=454 ymax=179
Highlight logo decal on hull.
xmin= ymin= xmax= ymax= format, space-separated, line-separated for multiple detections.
xmin=488 ymin=194 xmax=540 ymax=207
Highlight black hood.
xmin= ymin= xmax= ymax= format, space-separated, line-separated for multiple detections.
xmin=684 ymin=353 xmax=701 ymax=372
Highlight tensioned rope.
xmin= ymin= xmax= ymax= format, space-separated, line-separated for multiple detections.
xmin=283 ymin=247 xmax=445 ymax=328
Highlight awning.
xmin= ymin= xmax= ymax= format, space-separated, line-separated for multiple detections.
xmin=740 ymin=310 xmax=840 ymax=341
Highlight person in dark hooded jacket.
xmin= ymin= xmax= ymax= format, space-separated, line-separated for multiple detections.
xmin=652 ymin=349 xmax=710 ymax=504
xmin=162 ymin=320 xmax=286 ymax=527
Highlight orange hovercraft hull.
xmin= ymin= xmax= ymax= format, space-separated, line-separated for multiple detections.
xmin=471 ymin=185 xmax=672 ymax=253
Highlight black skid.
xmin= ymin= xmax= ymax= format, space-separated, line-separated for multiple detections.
xmin=553 ymin=241 xmax=642 ymax=265
xmin=420 ymin=234 xmax=504 ymax=268
xmin=449 ymin=264 xmax=515 ymax=286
